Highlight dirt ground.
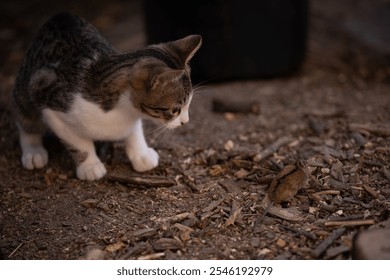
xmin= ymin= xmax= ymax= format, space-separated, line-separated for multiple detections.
xmin=1 ymin=0 xmax=389 ymax=260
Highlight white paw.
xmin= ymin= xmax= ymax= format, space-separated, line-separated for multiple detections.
xmin=22 ymin=147 xmax=48 ymax=170
xmin=130 ymin=148 xmax=159 ymax=172
xmin=77 ymin=161 xmax=107 ymax=181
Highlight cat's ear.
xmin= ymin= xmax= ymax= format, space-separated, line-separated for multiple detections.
xmin=151 ymin=69 xmax=185 ymax=90
xmin=165 ymin=35 xmax=202 ymax=66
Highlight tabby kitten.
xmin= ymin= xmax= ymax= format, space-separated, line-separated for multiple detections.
xmin=12 ymin=12 xmax=202 ymax=181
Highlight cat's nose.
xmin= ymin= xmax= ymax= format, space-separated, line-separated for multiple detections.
xmin=180 ymin=111 xmax=189 ymax=125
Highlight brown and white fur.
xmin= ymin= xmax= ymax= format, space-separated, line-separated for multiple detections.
xmin=12 ymin=12 xmax=202 ymax=181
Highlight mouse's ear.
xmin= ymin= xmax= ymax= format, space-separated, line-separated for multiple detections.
xmin=163 ymin=35 xmax=202 ymax=67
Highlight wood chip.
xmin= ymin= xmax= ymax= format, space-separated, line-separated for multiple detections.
xmin=349 ymin=123 xmax=390 ymax=136
xmin=151 ymin=238 xmax=183 ymax=251
xmin=157 ymin=212 xmax=190 ymax=223
xmin=313 ymin=190 xmax=341 ymax=196
xmin=107 ymin=174 xmax=175 ymax=188
xmin=280 ymin=225 xmax=317 ymax=240
xmin=253 ymin=136 xmax=292 ymax=162
xmin=203 ymin=197 xmax=225 ymax=213
xmin=259 ymin=194 xmax=303 ymax=222
xmin=131 ymin=228 xmax=158 ymax=239
xmin=225 ymin=200 xmax=242 ymax=226
xmin=105 ymin=241 xmax=125 ymax=252
xmin=137 ymin=252 xmax=165 ymax=260
xmin=174 ymin=223 xmax=194 ymax=232
xmin=324 ymin=219 xmax=375 ymax=227
xmin=362 ymin=185 xmax=379 ymax=198
xmin=312 ymin=227 xmax=346 ymax=258
xmin=174 ymin=223 xmax=194 ymax=241
xmin=218 ymin=179 xmax=246 ymax=193
xmin=120 ymin=242 xmax=151 ymax=260
xmin=81 ymin=198 xmax=100 ymax=208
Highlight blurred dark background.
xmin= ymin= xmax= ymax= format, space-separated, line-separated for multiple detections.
xmin=144 ymin=0 xmax=308 ymax=81
xmin=0 ymin=0 xmax=389 ymax=88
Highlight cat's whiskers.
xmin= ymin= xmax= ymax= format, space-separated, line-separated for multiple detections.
xmin=192 ymin=80 xmax=213 ymax=99
xmin=148 ymin=124 xmax=165 ymax=137
xmin=149 ymin=125 xmax=170 ymax=143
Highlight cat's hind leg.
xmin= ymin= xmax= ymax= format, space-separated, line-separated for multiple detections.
xmin=12 ymin=96 xmax=49 ymax=170
xmin=18 ymin=126 xmax=48 ymax=170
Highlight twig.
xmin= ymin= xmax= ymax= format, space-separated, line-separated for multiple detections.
xmin=253 ymin=136 xmax=292 ymax=162
xmin=280 ymin=225 xmax=317 ymax=240
xmin=157 ymin=212 xmax=190 ymax=223
xmin=312 ymin=227 xmax=346 ymax=258
xmin=256 ymin=201 xmax=274 ymax=224
xmin=349 ymin=123 xmax=390 ymax=136
xmin=313 ymin=190 xmax=341 ymax=196
xmin=324 ymin=219 xmax=375 ymax=227
xmin=258 ymin=194 xmax=303 ymax=222
xmin=362 ymin=185 xmax=379 ymax=198
xmin=327 ymin=214 xmax=364 ymax=221
xmin=8 ymin=242 xmax=23 ymax=258
xmin=137 ymin=252 xmax=165 ymax=260
xmin=107 ymin=174 xmax=175 ymax=188
xmin=226 ymin=200 xmax=242 ymax=226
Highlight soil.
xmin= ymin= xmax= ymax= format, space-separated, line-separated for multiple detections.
xmin=1 ymin=0 xmax=389 ymax=260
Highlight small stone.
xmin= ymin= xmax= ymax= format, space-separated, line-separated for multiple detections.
xmin=258 ymin=248 xmax=271 ymax=256
xmin=224 ymin=113 xmax=236 ymax=121
xmin=234 ymin=168 xmax=249 ymax=178
xmin=321 ymin=168 xmax=330 ymax=174
xmin=224 ymin=140 xmax=234 ymax=151
xmin=85 ymin=248 xmax=105 ymax=260
xmin=276 ymin=238 xmax=287 ymax=248
xmin=58 ymin=174 xmax=68 ymax=180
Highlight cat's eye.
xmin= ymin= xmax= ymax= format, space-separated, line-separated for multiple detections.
xmin=172 ymin=107 xmax=181 ymax=114
xmin=142 ymin=103 xmax=169 ymax=112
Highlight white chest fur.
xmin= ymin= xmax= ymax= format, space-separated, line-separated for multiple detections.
xmin=42 ymin=92 xmax=140 ymax=141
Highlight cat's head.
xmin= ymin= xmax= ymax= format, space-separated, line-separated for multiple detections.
xmin=129 ymin=35 xmax=202 ymax=129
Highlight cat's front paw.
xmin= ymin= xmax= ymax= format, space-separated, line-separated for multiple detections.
xmin=130 ymin=148 xmax=159 ymax=172
xmin=22 ymin=147 xmax=49 ymax=170
xmin=77 ymin=161 xmax=107 ymax=181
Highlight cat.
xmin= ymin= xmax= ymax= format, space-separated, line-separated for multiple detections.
xmin=11 ymin=12 xmax=202 ymax=181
